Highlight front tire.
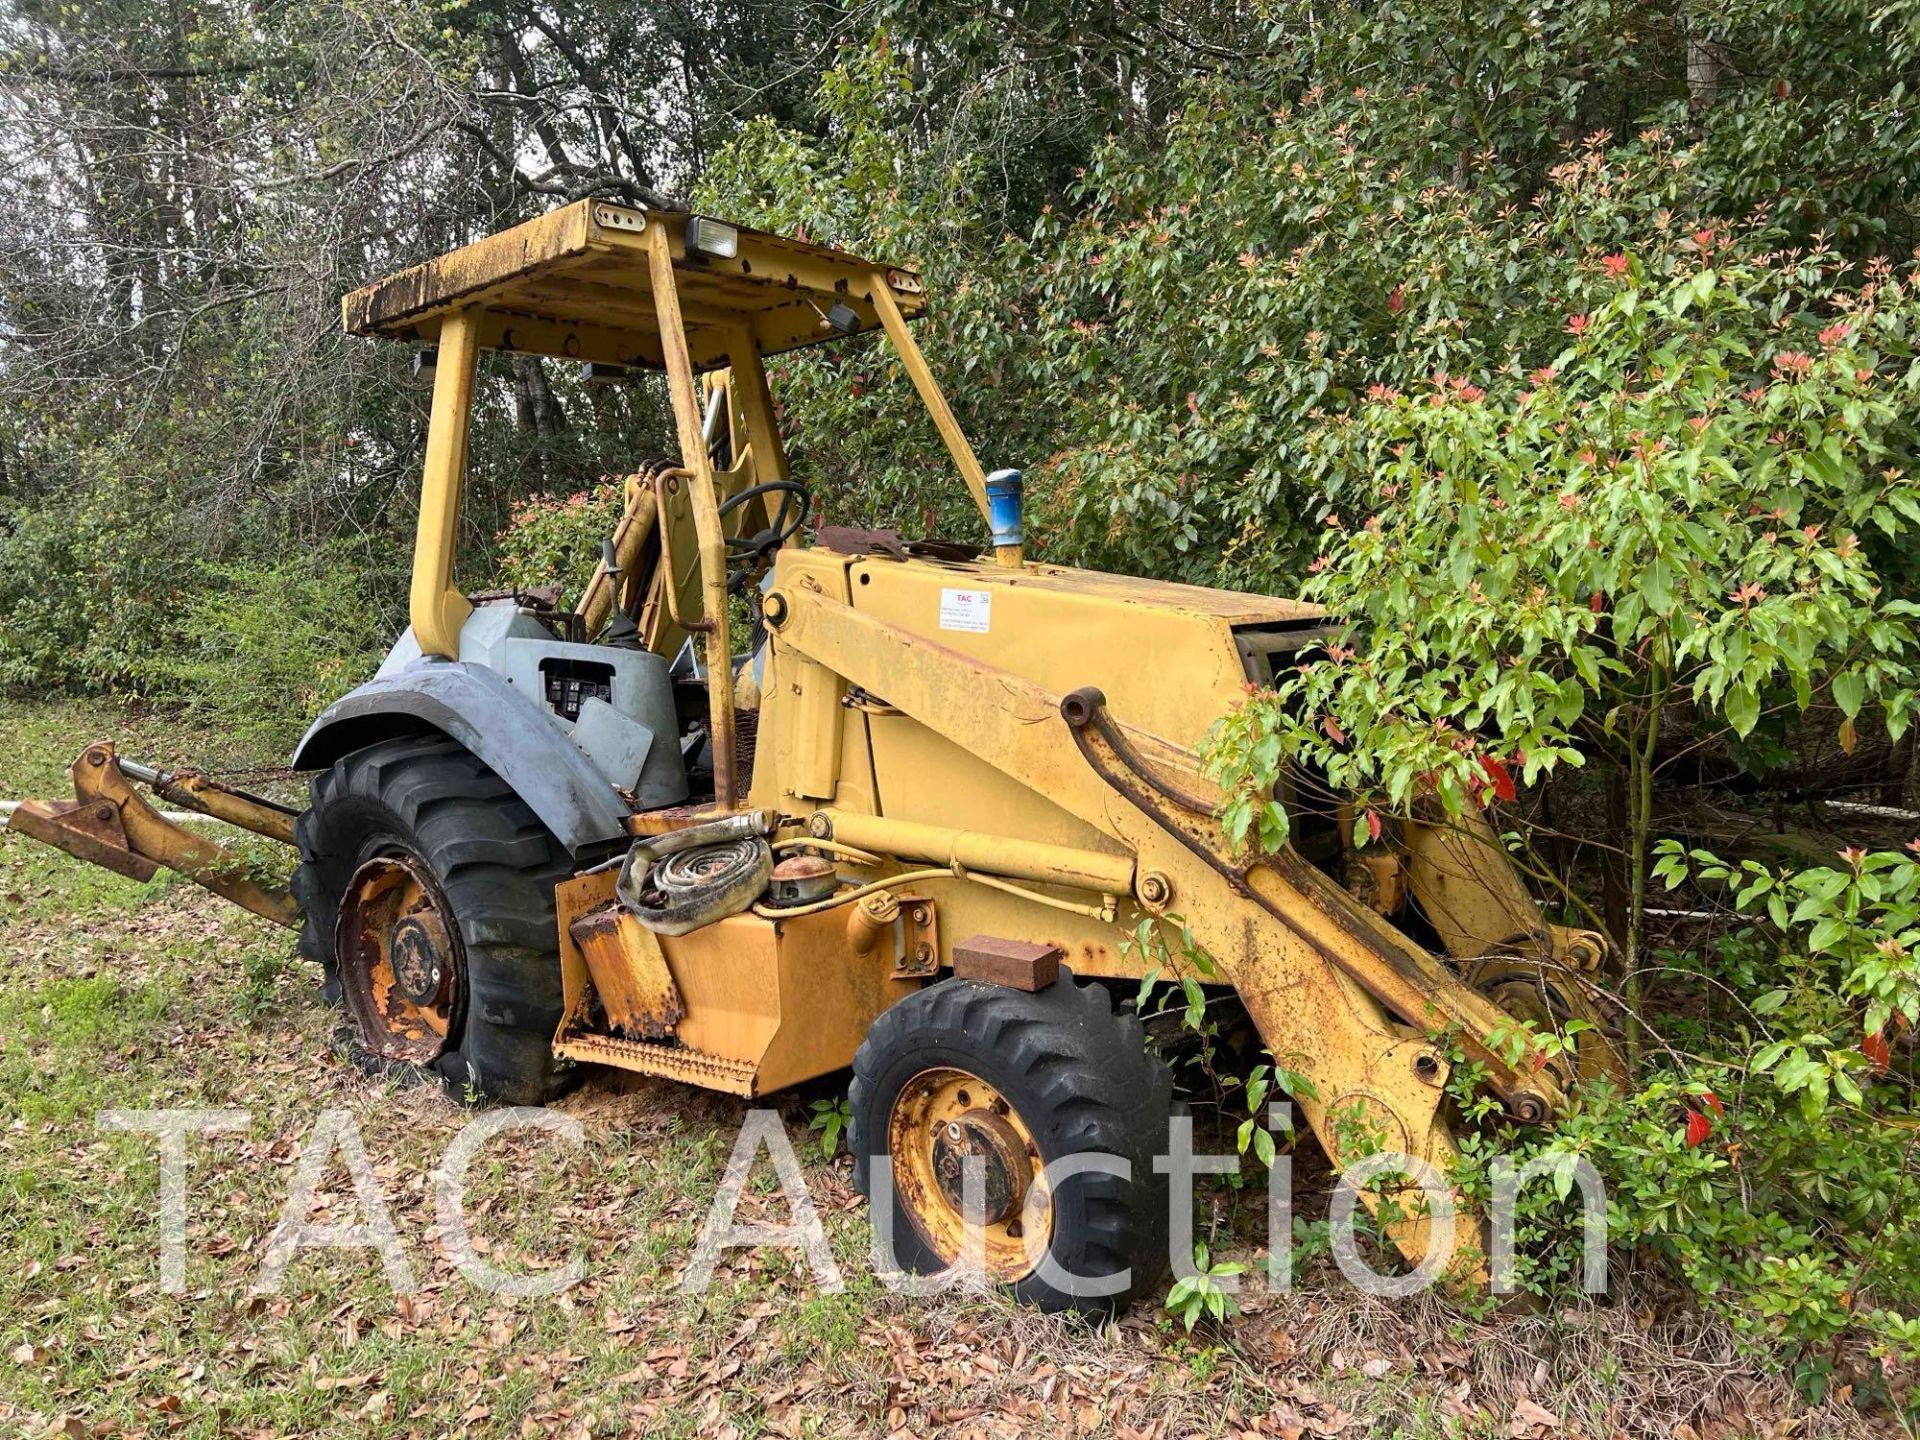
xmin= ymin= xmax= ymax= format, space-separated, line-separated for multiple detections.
xmin=849 ymin=971 xmax=1173 ymax=1315
xmin=291 ymin=735 xmax=578 ymax=1103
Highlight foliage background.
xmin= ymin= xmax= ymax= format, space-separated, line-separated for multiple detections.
xmin=3 ymin=0 xmax=1919 ymax=1400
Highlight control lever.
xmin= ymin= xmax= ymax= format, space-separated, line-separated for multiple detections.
xmin=598 ymin=538 xmax=642 ymax=647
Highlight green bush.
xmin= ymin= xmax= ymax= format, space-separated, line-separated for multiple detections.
xmin=495 ymin=483 xmax=625 ymax=610
xmin=1444 ymin=847 xmax=1920 ymax=1377
xmin=0 ymin=496 xmax=209 ymax=695
xmin=137 ymin=545 xmax=402 ymax=752
xmin=1451 ymin=840 xmax=1920 ymax=1373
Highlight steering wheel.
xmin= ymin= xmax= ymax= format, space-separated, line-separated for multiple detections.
xmin=719 ymin=480 xmax=811 ymax=568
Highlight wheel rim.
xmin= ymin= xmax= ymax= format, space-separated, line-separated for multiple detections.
xmin=336 ymin=853 xmax=463 ymax=1064
xmin=888 ymin=1066 xmax=1053 ymax=1280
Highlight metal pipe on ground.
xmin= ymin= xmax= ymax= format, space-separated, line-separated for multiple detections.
xmin=1 ymin=799 xmax=213 ymax=825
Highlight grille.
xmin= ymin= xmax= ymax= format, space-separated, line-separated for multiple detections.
xmin=733 ymin=707 xmax=760 ymax=793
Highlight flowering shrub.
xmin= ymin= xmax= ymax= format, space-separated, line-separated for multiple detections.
xmin=1191 ymin=234 xmax=1920 ymax=1371
xmin=688 ymin=25 xmax=1920 ymax=1375
xmin=1208 ymin=240 xmax=1920 ymax=985
xmin=495 ymin=484 xmax=624 ymax=610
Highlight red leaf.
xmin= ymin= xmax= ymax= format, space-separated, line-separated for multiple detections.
xmin=1365 ymin=809 xmax=1383 ymax=842
xmin=1700 ymin=1090 xmax=1724 ymax=1116
xmin=1590 ymin=590 xmax=1606 ymax=613
xmin=1478 ymin=754 xmax=1517 ymax=804
xmin=1322 ymin=715 xmax=1347 ymax=745
xmin=1863 ymin=1030 xmax=1892 ymax=1074
xmin=1684 ymin=1110 xmax=1712 ymax=1147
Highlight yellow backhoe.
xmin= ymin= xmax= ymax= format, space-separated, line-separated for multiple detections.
xmin=10 ymin=201 xmax=1618 ymax=1310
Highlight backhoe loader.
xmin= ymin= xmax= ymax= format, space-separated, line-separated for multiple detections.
xmin=10 ymin=201 xmax=1619 ymax=1311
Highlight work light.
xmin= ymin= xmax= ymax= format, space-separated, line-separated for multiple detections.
xmin=684 ymin=215 xmax=739 ymax=260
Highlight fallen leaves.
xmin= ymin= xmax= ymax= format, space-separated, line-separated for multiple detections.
xmin=1508 ymin=1396 xmax=1559 ymax=1436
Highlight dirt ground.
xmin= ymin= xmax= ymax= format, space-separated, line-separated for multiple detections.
xmin=0 ymin=699 xmax=1882 ymax=1438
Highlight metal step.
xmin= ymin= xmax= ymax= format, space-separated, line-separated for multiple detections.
xmin=554 ymin=1028 xmax=759 ymax=1096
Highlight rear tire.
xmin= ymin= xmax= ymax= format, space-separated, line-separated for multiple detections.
xmin=849 ymin=970 xmax=1173 ymax=1315
xmin=291 ymin=735 xmax=578 ymax=1103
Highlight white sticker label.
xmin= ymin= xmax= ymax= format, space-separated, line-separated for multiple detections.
xmin=938 ymin=587 xmax=992 ymax=634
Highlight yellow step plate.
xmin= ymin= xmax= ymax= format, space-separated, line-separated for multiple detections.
xmin=554 ymin=1029 xmax=759 ymax=1096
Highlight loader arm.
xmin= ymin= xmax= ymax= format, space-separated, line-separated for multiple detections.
xmin=771 ymin=585 xmax=1578 ymax=1274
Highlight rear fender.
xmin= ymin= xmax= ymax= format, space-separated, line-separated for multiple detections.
xmin=291 ymin=661 xmax=630 ymax=854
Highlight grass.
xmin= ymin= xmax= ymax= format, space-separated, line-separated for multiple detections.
xmin=0 ymin=696 xmax=1876 ymax=1438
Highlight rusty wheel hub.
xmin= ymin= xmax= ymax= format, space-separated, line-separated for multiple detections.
xmin=1467 ymin=959 xmax=1625 ymax=1090
xmin=889 ymin=1067 xmax=1051 ymax=1280
xmin=336 ymin=854 xmax=462 ymax=1065
xmin=931 ymin=1110 xmax=1031 ymax=1224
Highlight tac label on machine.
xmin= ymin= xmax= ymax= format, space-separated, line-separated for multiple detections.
xmin=938 ymin=588 xmax=992 ymax=633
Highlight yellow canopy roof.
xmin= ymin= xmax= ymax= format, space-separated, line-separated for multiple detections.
xmin=341 ymin=201 xmax=926 ymax=372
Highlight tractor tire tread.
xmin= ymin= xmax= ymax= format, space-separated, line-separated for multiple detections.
xmin=848 ymin=970 xmax=1172 ymax=1315
xmin=291 ymin=734 xmax=578 ymax=1104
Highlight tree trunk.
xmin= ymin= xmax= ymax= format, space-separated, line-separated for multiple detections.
xmin=512 ymin=355 xmax=568 ymax=486
xmin=1687 ymin=26 xmax=1728 ymax=113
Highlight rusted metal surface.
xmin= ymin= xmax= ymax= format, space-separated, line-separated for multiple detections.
xmin=889 ymin=1067 xmax=1050 ymax=1280
xmin=896 ymin=897 xmax=941 ymax=978
xmin=569 ymin=901 xmax=685 ymax=1039
xmin=1060 ymin=685 xmax=1561 ymax=1124
xmin=122 ymin=763 xmax=299 ymax=845
xmin=553 ymin=1028 xmax=760 ymax=1095
xmin=7 ymin=796 xmax=160 ymax=882
xmin=335 ymin=854 xmax=462 ymax=1063
xmin=952 ymin=935 xmax=1061 ymax=992
xmin=764 ymin=854 xmax=838 ymax=908
xmin=815 ymin=526 xmax=981 ymax=562
xmin=625 ymin=803 xmax=751 ymax=836
xmin=6 ymin=743 xmax=299 ymax=928
xmin=616 ymin=815 xmax=772 ymax=935
xmin=761 ymin=579 xmax=1527 ymax=1275
xmin=732 ymin=705 xmax=761 ymax=796
xmin=553 ymin=865 xmax=933 ymax=1096
xmin=341 ymin=201 xmax=927 ymax=373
